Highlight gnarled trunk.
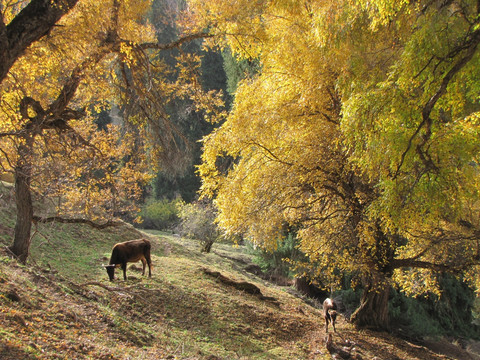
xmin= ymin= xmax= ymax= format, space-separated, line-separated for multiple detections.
xmin=8 ymin=141 xmax=34 ymax=264
xmin=350 ymin=276 xmax=391 ymax=330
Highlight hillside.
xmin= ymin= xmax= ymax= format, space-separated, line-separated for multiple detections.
xmin=0 ymin=185 xmax=479 ymax=359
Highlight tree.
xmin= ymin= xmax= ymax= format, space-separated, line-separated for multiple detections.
xmin=0 ymin=0 xmax=220 ymax=263
xmin=189 ymin=0 xmax=480 ymax=330
xmin=177 ymin=199 xmax=221 ymax=253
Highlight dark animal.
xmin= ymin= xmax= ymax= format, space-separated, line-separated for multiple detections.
xmin=103 ymin=239 xmax=152 ymax=281
xmin=323 ymin=297 xmax=337 ymax=333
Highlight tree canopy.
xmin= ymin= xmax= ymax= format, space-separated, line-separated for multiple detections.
xmin=0 ymin=0 xmax=221 ymax=262
xmin=189 ymin=0 xmax=480 ymax=329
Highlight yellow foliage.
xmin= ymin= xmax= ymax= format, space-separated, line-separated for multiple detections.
xmin=0 ymin=0 xmax=222 ymax=223
xmin=193 ymin=0 xmax=480 ymax=296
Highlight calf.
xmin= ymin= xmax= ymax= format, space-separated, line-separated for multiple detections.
xmin=104 ymin=239 xmax=152 ymax=281
xmin=323 ymin=297 xmax=337 ymax=333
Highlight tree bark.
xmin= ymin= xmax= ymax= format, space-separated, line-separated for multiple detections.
xmin=8 ymin=140 xmax=34 ymax=264
xmin=350 ymin=275 xmax=391 ymax=330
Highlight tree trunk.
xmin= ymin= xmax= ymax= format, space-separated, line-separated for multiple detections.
xmin=8 ymin=142 xmax=34 ymax=264
xmin=350 ymin=276 xmax=391 ymax=330
xmin=201 ymin=239 xmax=214 ymax=253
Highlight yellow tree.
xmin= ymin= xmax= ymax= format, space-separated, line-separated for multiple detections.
xmin=0 ymin=0 xmax=219 ymax=262
xmin=190 ymin=0 xmax=480 ymax=329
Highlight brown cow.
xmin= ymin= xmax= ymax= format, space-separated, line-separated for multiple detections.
xmin=103 ymin=239 xmax=152 ymax=281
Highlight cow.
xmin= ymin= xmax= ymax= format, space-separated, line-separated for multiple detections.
xmin=323 ymin=297 xmax=337 ymax=333
xmin=103 ymin=239 xmax=152 ymax=281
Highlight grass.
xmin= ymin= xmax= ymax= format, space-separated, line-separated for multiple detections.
xmin=0 ymin=184 xmax=478 ymax=359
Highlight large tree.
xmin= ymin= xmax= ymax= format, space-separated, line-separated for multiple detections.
xmin=190 ymin=0 xmax=480 ymax=329
xmin=0 ymin=0 xmax=219 ymax=263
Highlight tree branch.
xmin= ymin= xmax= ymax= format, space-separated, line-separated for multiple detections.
xmin=392 ymin=255 xmax=480 ymax=273
xmin=32 ymin=215 xmax=123 ymax=229
xmin=0 ymin=131 xmax=21 ymax=138
xmin=247 ymin=141 xmax=294 ymax=167
xmin=394 ymin=28 xmax=480 ymax=178
xmin=391 ymin=258 xmax=452 ymax=272
xmin=138 ymin=32 xmax=214 ymax=51
xmin=46 ymin=48 xmax=113 ymax=121
xmin=1 ymin=0 xmax=80 ymax=83
xmin=20 ymin=96 xmax=46 ymax=121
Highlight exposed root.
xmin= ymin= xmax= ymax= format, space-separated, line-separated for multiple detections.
xmin=202 ymin=267 xmax=279 ymax=305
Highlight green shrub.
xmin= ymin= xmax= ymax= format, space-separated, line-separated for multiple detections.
xmin=248 ymin=233 xmax=305 ymax=279
xmin=336 ymin=288 xmax=362 ymax=315
xmin=138 ymin=198 xmax=180 ymax=230
xmin=389 ymin=290 xmax=443 ymax=338
xmin=389 ymin=274 xmax=480 ymax=339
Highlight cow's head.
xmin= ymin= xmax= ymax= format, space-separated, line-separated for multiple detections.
xmin=103 ymin=264 xmax=116 ymax=281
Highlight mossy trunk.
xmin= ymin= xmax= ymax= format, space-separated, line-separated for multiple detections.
xmin=351 ymin=222 xmax=397 ymax=330
xmin=350 ymin=277 xmax=390 ymax=330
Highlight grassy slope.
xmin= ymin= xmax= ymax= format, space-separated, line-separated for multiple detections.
xmin=0 ymin=184 xmax=476 ymax=359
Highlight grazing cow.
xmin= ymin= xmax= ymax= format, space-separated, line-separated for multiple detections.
xmin=323 ymin=297 xmax=337 ymax=333
xmin=103 ymin=239 xmax=152 ymax=281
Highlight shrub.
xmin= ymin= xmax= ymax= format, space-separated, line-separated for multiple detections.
xmin=389 ymin=289 xmax=443 ymax=338
xmin=388 ymin=274 xmax=480 ymax=339
xmin=138 ymin=198 xmax=180 ymax=230
xmin=177 ymin=200 xmax=221 ymax=253
xmin=248 ymin=233 xmax=305 ymax=280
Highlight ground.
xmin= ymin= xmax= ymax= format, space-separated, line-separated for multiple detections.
xmin=0 ymin=184 xmax=479 ymax=359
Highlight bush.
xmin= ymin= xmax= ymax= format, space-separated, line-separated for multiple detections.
xmin=248 ymin=233 xmax=305 ymax=280
xmin=389 ymin=274 xmax=480 ymax=339
xmin=138 ymin=198 xmax=180 ymax=230
xmin=177 ymin=200 xmax=221 ymax=253
xmin=389 ymin=290 xmax=443 ymax=338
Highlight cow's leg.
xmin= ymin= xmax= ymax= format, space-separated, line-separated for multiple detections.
xmin=145 ymin=251 xmax=152 ymax=277
xmin=122 ymin=263 xmax=127 ymax=280
xmin=141 ymin=258 xmax=146 ymax=276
